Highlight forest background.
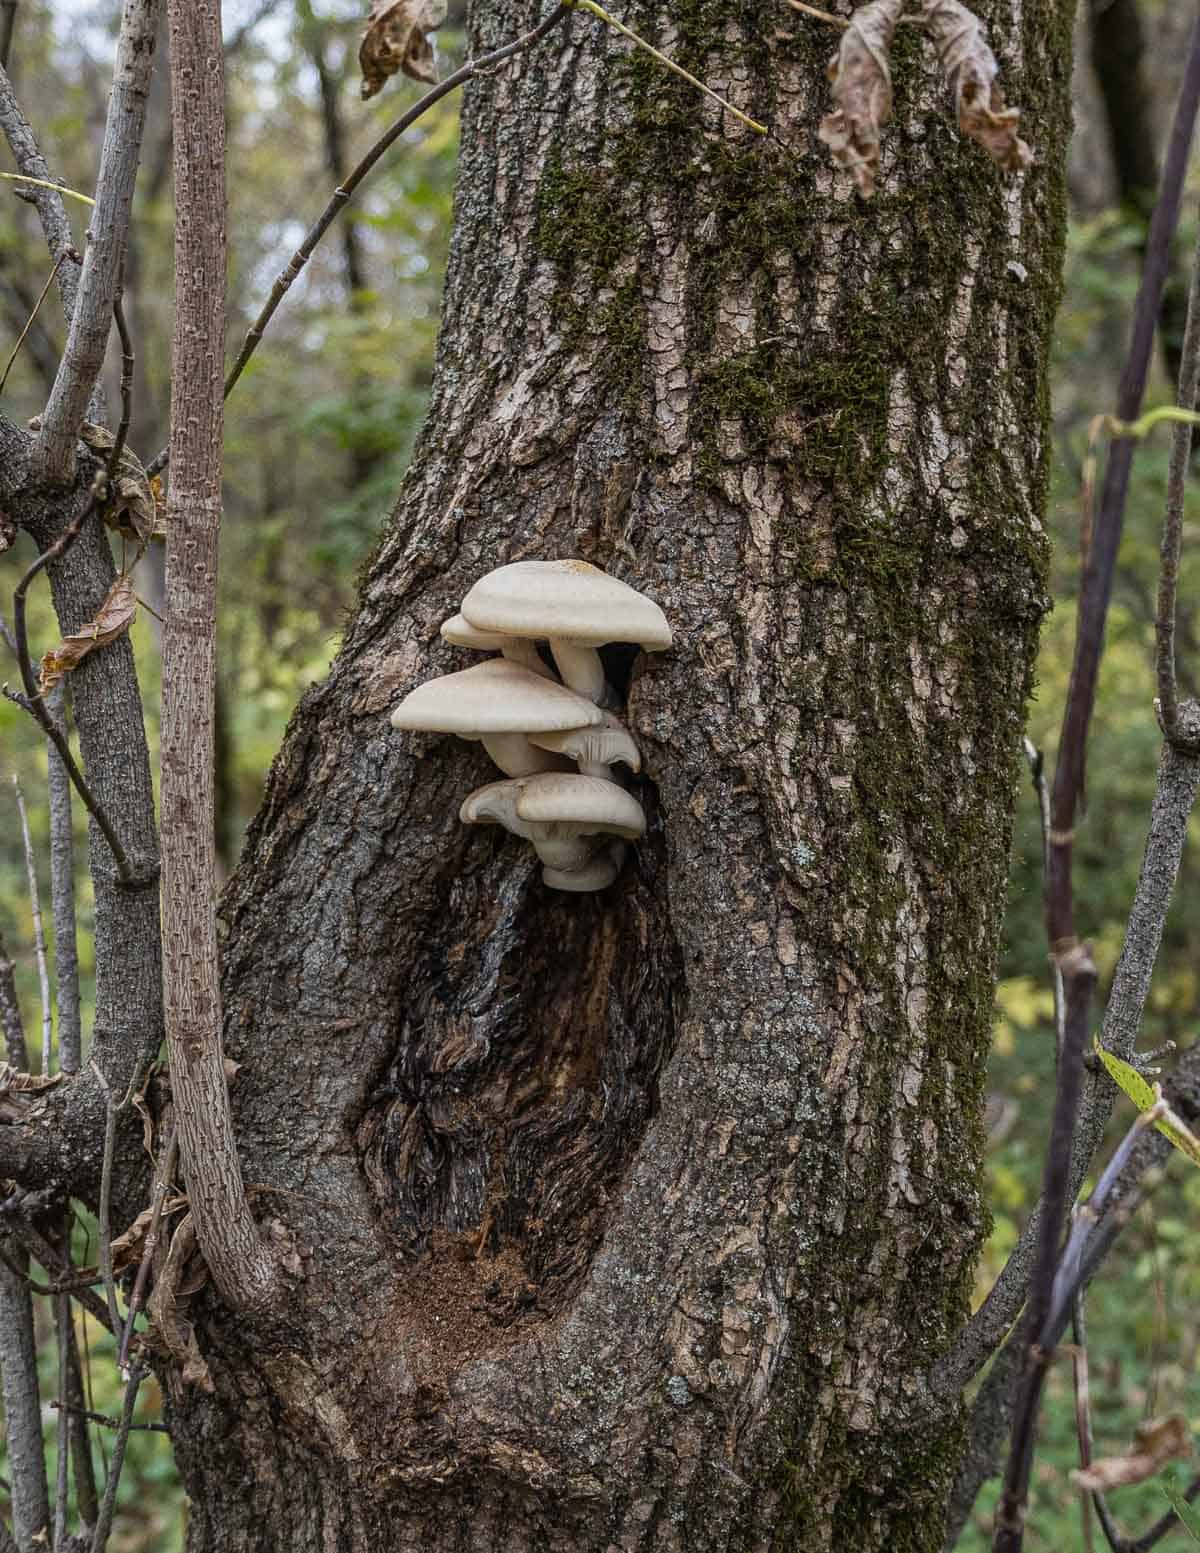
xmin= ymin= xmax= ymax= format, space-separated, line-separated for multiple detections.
xmin=0 ymin=0 xmax=1197 ymax=1548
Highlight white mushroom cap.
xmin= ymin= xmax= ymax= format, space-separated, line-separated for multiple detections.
xmin=514 ymin=774 xmax=645 ymax=840
xmin=460 ymin=560 xmax=671 ymax=703
xmin=460 ymin=778 xmax=592 ymax=870
xmin=439 ymin=613 xmax=553 ymax=679
xmin=391 ymin=659 xmax=599 ymax=734
xmin=390 ymin=659 xmax=599 ymax=777
xmin=527 ymin=712 xmax=641 ymax=780
xmin=542 ymin=843 xmax=624 ymax=893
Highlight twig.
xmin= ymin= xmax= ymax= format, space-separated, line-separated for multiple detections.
xmin=109 ymin=291 xmax=133 ymax=481
xmin=48 ymin=1401 xmax=166 ymax=1435
xmin=1024 ymin=737 xmax=1065 ymax=1056
xmin=936 ymin=721 xmax=1200 ymax=1537
xmin=0 ymin=64 xmax=84 ymax=327
xmin=61 ymin=1315 xmax=100 ymax=1529
xmin=87 ymin=1359 xmax=145 ymax=1553
xmin=0 ymin=924 xmax=28 ymax=1069
xmin=1070 ymin=1291 xmax=1097 ymax=1553
xmin=4 ymin=1220 xmax=118 ymax=1338
xmin=12 ymin=776 xmax=51 ymax=1074
xmin=0 ymin=1241 xmax=50 ymax=1547
xmin=0 ymin=2 xmax=17 ymax=69
xmin=0 ymin=171 xmax=93 ymax=206
xmin=44 ymin=681 xmax=81 ymax=1073
xmin=993 ymin=944 xmax=1098 ymax=1552
xmin=1047 ymin=18 xmax=1200 ymax=958
xmin=0 ymin=1245 xmax=103 ymax=1297
xmin=8 ymin=494 xmax=134 ymax=882
xmin=1127 ymin=1472 xmax=1200 ymax=1551
xmin=118 ymin=1123 xmax=178 ymax=1372
xmin=569 ymin=0 xmax=767 ymax=133
xmin=1157 ymin=219 xmax=1200 ymax=745
xmin=90 ymin=1059 xmax=123 ymax=1340
xmin=52 ymin=1292 xmax=70 ymax=1549
xmin=0 ymin=250 xmax=64 ymax=397
xmin=147 ymin=3 xmax=574 ymax=476
xmin=32 ymin=0 xmax=162 ymax=482
xmin=784 ymin=0 xmax=849 ymax=26
xmin=932 ymin=31 xmax=1200 ymax=1416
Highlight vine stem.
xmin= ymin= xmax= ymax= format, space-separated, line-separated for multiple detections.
xmin=570 ymin=0 xmax=767 ymax=133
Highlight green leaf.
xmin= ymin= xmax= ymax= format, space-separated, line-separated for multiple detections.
xmin=1094 ymin=1040 xmax=1200 ymax=1168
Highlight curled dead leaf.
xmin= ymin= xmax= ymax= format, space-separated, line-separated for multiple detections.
xmin=79 ymin=424 xmax=157 ymax=548
xmin=146 ymin=1212 xmax=214 ymax=1392
xmin=919 ymin=0 xmax=1033 ymax=173
xmin=359 ymin=0 xmax=447 ymax=99
xmin=38 ymin=575 xmax=137 ymax=695
xmin=1072 ymin=1414 xmax=1192 ymax=1493
xmin=0 ymin=1063 xmax=62 ymax=1122
xmin=818 ymin=0 xmax=905 ymax=197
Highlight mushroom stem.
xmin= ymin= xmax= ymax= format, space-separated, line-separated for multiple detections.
xmin=499 ymin=640 xmax=555 ymax=679
xmin=477 ymin=734 xmax=565 ymax=778
xmin=529 ymin=834 xmax=593 ymax=871
xmin=548 ymin=640 xmax=607 ymax=703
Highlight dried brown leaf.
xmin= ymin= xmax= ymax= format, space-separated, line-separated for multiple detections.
xmin=146 ymin=1213 xmax=214 ymax=1391
xmin=818 ymin=0 xmax=905 ymax=197
xmin=1072 ymin=1414 xmax=1192 ymax=1493
xmin=919 ymin=0 xmax=1033 ymax=173
xmin=0 ymin=1063 xmax=61 ymax=1122
xmin=79 ymin=424 xmax=157 ymax=547
xmin=38 ymin=575 xmax=137 ymax=695
xmin=359 ymin=0 xmax=447 ymax=99
xmin=109 ymin=1194 xmax=187 ymax=1274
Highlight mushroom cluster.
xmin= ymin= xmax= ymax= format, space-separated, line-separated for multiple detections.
xmin=390 ymin=560 xmax=671 ymax=892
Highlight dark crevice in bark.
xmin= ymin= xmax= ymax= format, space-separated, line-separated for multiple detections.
xmin=357 ymin=770 xmax=682 ymax=1315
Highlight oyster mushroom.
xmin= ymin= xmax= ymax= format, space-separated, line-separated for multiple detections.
xmin=542 ymin=843 xmax=624 ymax=893
xmin=390 ymin=658 xmax=600 ymax=777
xmin=439 ymin=612 xmax=553 ymax=679
xmin=460 ymin=559 xmax=672 ymax=704
xmin=527 ymin=711 xmax=640 ymax=782
xmin=460 ymin=773 xmax=645 ymax=884
xmin=459 ymin=778 xmax=592 ymax=871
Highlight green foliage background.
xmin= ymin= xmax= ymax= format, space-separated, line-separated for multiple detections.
xmin=2 ymin=4 xmax=1200 ymax=1549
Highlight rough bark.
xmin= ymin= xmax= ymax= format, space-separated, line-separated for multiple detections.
xmin=162 ymin=3 xmax=1072 ymax=1549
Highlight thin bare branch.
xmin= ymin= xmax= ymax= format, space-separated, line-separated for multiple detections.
xmin=1047 ymin=18 xmax=1200 ymax=954
xmin=32 ymin=0 xmax=162 ymax=482
xmin=87 ymin=1360 xmax=145 ymax=1553
xmin=0 ymin=1245 xmax=50 ymax=1549
xmin=8 ymin=494 xmax=135 ymax=882
xmin=46 ymin=684 xmax=81 ymax=1074
xmin=61 ymin=1312 xmax=99 ymax=1531
xmin=1157 ymin=214 xmax=1200 ymax=745
xmin=52 ymin=1292 xmax=70 ymax=1549
xmin=0 ymin=63 xmax=83 ymax=325
xmin=119 ymin=1122 xmax=177 ymax=1372
xmin=935 ymin=717 xmax=1200 ymax=1539
xmin=13 ymin=776 xmax=51 ymax=1073
xmin=0 ymin=2 xmax=17 ymax=69
xmin=162 ymin=0 xmax=275 ymax=1310
xmin=110 ymin=292 xmax=134 ymax=482
xmin=0 ymin=924 xmax=28 ymax=1070
xmin=993 ymin=945 xmax=1098 ymax=1552
xmin=90 ymin=1060 xmax=123 ymax=1338
xmin=147 ymin=2 xmax=573 ymax=476
xmin=0 ymin=250 xmax=64 ymax=397
xmin=49 ymin=1400 xmax=166 ymax=1434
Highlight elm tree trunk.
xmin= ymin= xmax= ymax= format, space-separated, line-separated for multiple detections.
xmin=166 ymin=4 xmax=1073 ymax=1548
